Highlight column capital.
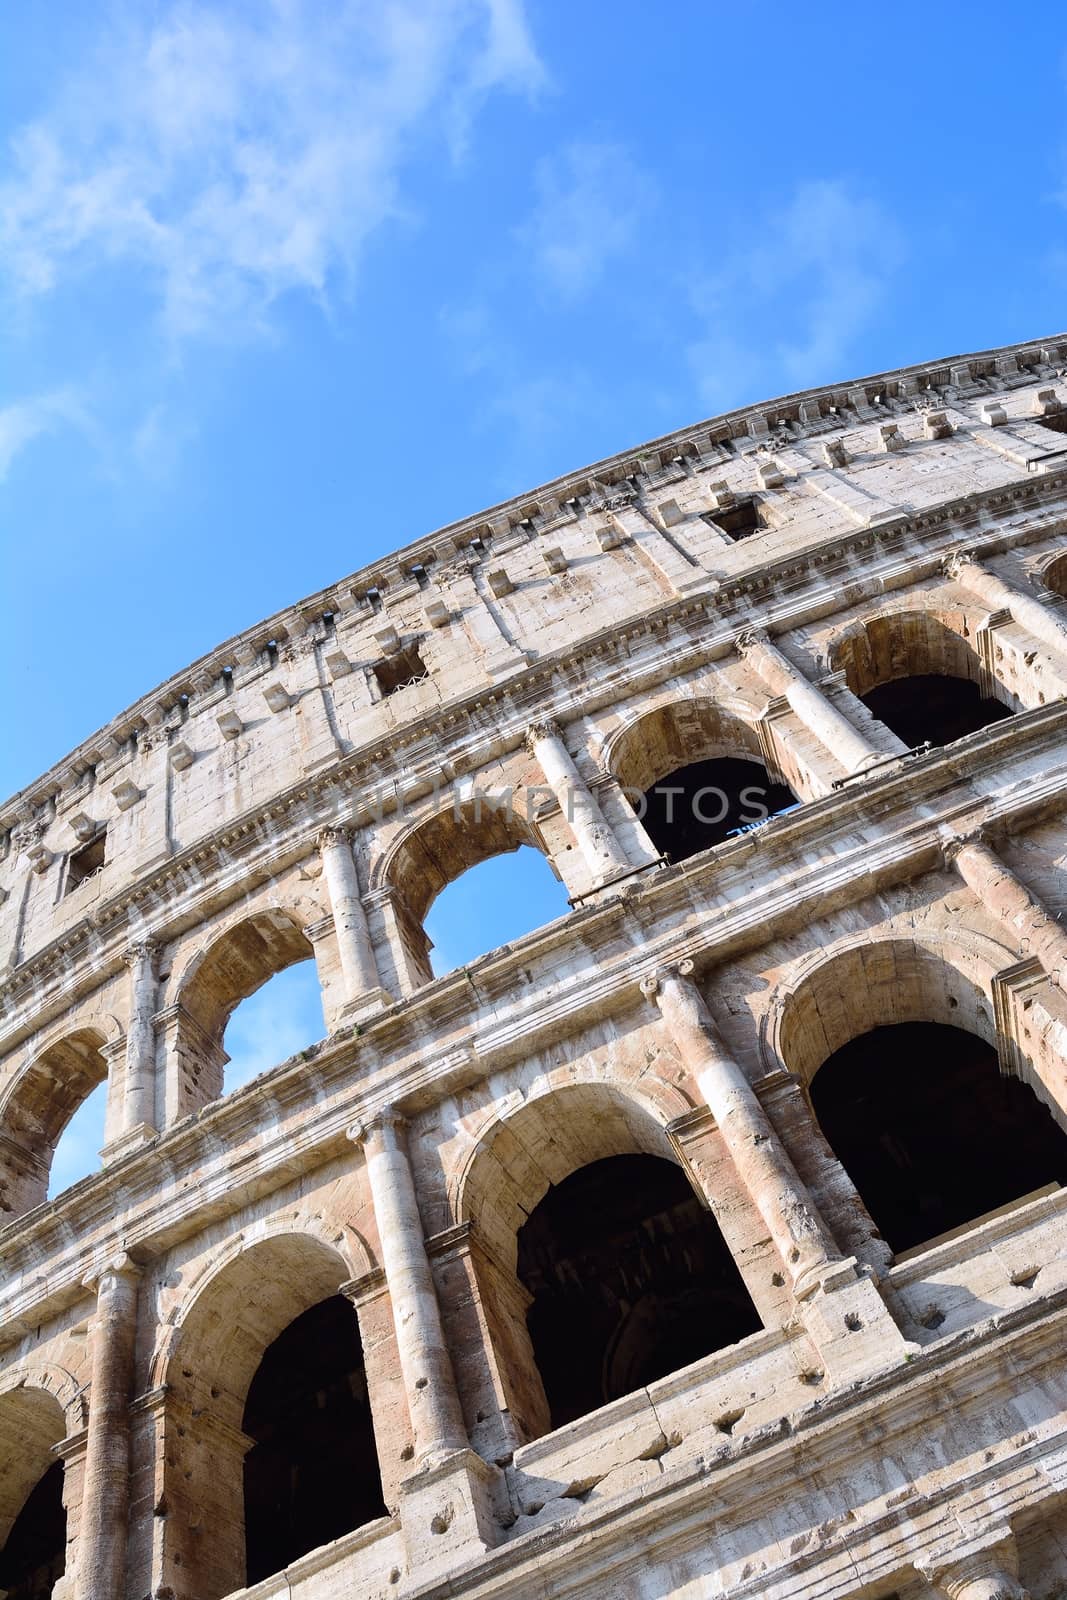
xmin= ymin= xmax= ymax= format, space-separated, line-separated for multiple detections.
xmin=734 ymin=626 xmax=770 ymax=659
xmin=123 ymin=939 xmax=157 ymax=973
xmin=640 ymin=956 xmax=695 ymax=1000
xmin=942 ymin=546 xmax=984 ymax=581
xmin=524 ymin=716 xmax=562 ymax=752
xmin=83 ymin=1251 xmax=142 ymax=1295
xmin=941 ymin=828 xmax=989 ymax=866
xmin=348 ymin=1105 xmax=407 ymax=1148
xmin=317 ymin=824 xmax=353 ymax=850
xmin=922 ymin=1537 xmax=1026 ymax=1599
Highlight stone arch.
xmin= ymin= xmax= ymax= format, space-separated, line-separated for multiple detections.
xmin=373 ymin=793 xmax=556 ymax=986
xmin=605 ymin=694 xmax=765 ymax=796
xmin=0 ymin=1369 xmax=72 ymax=1565
xmin=0 ymin=1027 xmax=111 ymax=1218
xmin=826 ymin=603 xmax=1020 ymax=746
xmin=453 ymin=1075 xmax=693 ymax=1272
xmin=449 ymin=1074 xmax=760 ymax=1443
xmin=761 ymin=931 xmax=1067 ymax=1256
xmin=604 ymin=694 xmax=799 ymax=864
xmin=168 ymin=903 xmax=321 ymax=1115
xmin=760 ymin=929 xmax=1009 ymax=1085
xmin=157 ymin=1229 xmax=383 ymax=1600
xmin=152 ymin=1213 xmax=373 ymax=1392
xmin=1040 ymin=549 xmax=1067 ymax=600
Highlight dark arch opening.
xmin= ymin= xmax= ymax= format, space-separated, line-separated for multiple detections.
xmin=861 ymin=673 xmax=1011 ymax=751
xmin=242 ymin=1297 xmax=386 ymax=1585
xmin=810 ymin=1021 xmax=1067 ymax=1256
xmin=0 ymin=1461 xmax=66 ymax=1600
xmin=639 ymin=756 xmax=797 ymax=864
xmin=516 ymin=1154 xmax=762 ymax=1429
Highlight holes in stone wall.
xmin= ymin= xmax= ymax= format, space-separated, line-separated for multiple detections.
xmin=810 ymin=1021 xmax=1067 ymax=1255
xmin=242 ymin=1297 xmax=386 ymax=1586
xmin=516 ymin=1154 xmax=761 ymax=1429
xmin=0 ymin=1460 xmax=66 ymax=1600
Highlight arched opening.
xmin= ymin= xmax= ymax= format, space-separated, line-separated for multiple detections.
xmin=517 ymin=1153 xmax=761 ymax=1429
xmin=1042 ymin=552 xmax=1067 ymax=601
xmin=424 ymin=846 xmax=571 ymax=975
xmin=48 ymin=1079 xmax=108 ymax=1200
xmin=0 ymin=1029 xmax=109 ymax=1218
xmin=173 ymin=911 xmax=319 ymax=1115
xmin=831 ymin=611 xmax=1014 ymax=750
xmin=385 ymin=799 xmax=564 ymax=984
xmin=456 ymin=1082 xmax=762 ymax=1447
xmin=0 ymin=1462 xmax=65 ymax=1600
xmin=861 ymin=675 xmax=1011 ymax=749
xmin=221 ymin=960 xmax=325 ymax=1096
xmin=0 ymin=1387 xmax=67 ymax=1600
xmin=810 ymin=1021 xmax=1067 ymax=1256
xmin=161 ymin=1234 xmax=382 ymax=1600
xmin=242 ymin=1297 xmax=386 ymax=1587
xmin=639 ymin=756 xmax=796 ymax=862
xmin=609 ymin=701 xmax=798 ymax=866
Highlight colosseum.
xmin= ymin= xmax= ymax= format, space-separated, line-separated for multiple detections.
xmin=2 ymin=336 xmax=1067 ymax=1600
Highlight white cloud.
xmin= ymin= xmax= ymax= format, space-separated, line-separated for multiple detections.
xmin=518 ymin=140 xmax=655 ymax=299
xmin=0 ymin=0 xmax=545 ymax=340
xmin=687 ymin=180 xmax=904 ymax=409
xmin=0 ymin=388 xmax=91 ymax=480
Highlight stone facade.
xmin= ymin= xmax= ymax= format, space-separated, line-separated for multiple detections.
xmin=2 ymin=338 xmax=1067 ymax=1597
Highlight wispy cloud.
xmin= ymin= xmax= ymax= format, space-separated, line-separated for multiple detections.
xmin=687 ymin=179 xmax=904 ymax=410
xmin=0 ymin=0 xmax=545 ymax=341
xmin=518 ymin=140 xmax=655 ymax=300
xmin=0 ymin=388 xmax=91 ymax=481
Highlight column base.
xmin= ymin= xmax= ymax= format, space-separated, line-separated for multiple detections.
xmin=100 ymin=1122 xmax=158 ymax=1164
xmin=797 ymin=1256 xmax=918 ymax=1383
xmin=398 ymin=1448 xmax=500 ymax=1582
xmin=336 ymin=987 xmax=395 ymax=1026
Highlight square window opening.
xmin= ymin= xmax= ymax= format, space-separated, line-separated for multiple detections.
xmin=704 ymin=498 xmax=763 ymax=541
xmin=66 ymin=830 xmax=107 ymax=893
xmin=374 ymin=644 xmax=428 ymax=697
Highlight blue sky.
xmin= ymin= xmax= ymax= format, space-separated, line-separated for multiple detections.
xmin=5 ymin=1 xmax=1066 ymax=1187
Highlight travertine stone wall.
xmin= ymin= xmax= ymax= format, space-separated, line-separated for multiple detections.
xmin=1 ymin=338 xmax=1067 ymax=1598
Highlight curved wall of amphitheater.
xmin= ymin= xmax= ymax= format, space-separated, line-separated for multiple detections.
xmin=3 ymin=338 xmax=1067 ymax=1600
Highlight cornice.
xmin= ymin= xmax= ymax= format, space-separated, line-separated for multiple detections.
xmin=2 ymin=334 xmax=1066 ymax=831
xmin=2 ymin=477 xmax=1064 ymax=1037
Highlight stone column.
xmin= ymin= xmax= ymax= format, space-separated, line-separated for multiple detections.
xmin=123 ymin=942 xmax=158 ymax=1135
xmin=947 ymin=835 xmax=1067 ymax=986
xmin=318 ymin=827 xmax=389 ymax=1015
xmin=526 ymin=719 xmax=632 ymax=882
xmin=642 ymin=961 xmax=839 ymax=1297
xmin=348 ymin=1110 xmax=467 ymax=1467
xmin=946 ymin=549 xmax=1067 ymax=661
xmin=75 ymin=1256 xmax=140 ymax=1600
xmin=736 ymin=629 xmax=880 ymax=775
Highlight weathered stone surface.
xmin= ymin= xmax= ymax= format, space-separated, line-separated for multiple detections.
xmin=1 ymin=338 xmax=1067 ymax=1597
